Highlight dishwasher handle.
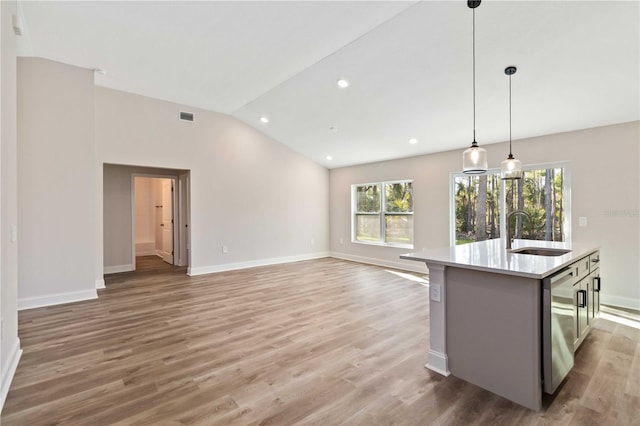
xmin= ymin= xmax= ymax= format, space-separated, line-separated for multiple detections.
xmin=544 ymin=267 xmax=574 ymax=290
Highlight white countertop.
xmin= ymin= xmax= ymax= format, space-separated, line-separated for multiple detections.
xmin=401 ymin=239 xmax=599 ymax=279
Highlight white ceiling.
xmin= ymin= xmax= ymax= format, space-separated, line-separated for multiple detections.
xmin=17 ymin=1 xmax=640 ymax=169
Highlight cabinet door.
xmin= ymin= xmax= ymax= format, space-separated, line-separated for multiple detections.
xmin=587 ymin=272 xmax=595 ymax=325
xmin=573 ymin=281 xmax=581 ymax=347
xmin=580 ymin=279 xmax=590 ymax=340
xmin=573 ymin=278 xmax=589 ymax=349
xmin=592 ymin=269 xmax=601 ymax=318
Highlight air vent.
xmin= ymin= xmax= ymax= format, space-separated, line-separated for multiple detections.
xmin=179 ymin=111 xmax=194 ymax=122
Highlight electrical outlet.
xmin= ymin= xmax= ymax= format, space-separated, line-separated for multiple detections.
xmin=222 ymin=245 xmax=229 ymax=254
xmin=339 ymin=237 xmax=344 ymax=244
xmin=579 ymin=217 xmax=588 ymax=227
xmin=430 ymin=283 xmax=442 ymax=302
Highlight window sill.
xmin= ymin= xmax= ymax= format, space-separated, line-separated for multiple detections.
xmin=352 ymin=240 xmax=414 ymax=250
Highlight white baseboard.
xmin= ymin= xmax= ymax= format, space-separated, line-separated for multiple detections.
xmin=330 ymin=251 xmax=428 ymax=274
xmin=188 ymin=252 xmax=331 ymax=276
xmin=188 ymin=251 xmax=428 ymax=277
xmin=95 ymin=278 xmax=106 ymax=289
xmin=18 ymin=289 xmax=98 ymax=311
xmin=135 ymin=241 xmax=156 ymax=256
xmin=601 ymin=294 xmax=640 ymax=311
xmin=426 ymin=350 xmax=450 ymax=376
xmin=1 ymin=337 xmax=22 ymax=412
xmin=104 ymin=264 xmax=134 ymax=274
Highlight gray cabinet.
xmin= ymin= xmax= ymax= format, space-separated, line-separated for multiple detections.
xmin=573 ymin=250 xmax=601 ymax=351
xmin=544 ymin=249 xmax=602 ymax=395
xmin=573 ymin=276 xmax=589 ymax=349
xmin=590 ymin=251 xmax=601 ymax=320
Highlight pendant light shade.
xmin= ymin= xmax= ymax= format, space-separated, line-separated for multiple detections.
xmin=463 ymin=142 xmax=488 ymax=174
xmin=500 ymin=154 xmax=522 ymax=179
xmin=500 ymin=66 xmax=523 ymax=180
xmin=462 ymin=0 xmax=487 ymax=175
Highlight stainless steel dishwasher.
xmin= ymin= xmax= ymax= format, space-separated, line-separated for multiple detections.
xmin=542 ymin=267 xmax=576 ymax=394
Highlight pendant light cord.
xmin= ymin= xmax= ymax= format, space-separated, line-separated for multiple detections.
xmin=472 ymin=7 xmax=476 ymax=143
xmin=509 ymin=73 xmax=512 ymax=155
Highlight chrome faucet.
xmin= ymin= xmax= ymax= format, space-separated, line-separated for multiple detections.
xmin=506 ymin=210 xmax=533 ymax=250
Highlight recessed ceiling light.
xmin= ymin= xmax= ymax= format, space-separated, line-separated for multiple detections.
xmin=409 ymin=138 xmax=418 ymax=144
xmin=336 ymin=79 xmax=350 ymax=89
xmin=260 ymin=116 xmax=269 ymax=124
xmin=326 ymin=155 xmax=333 ymax=161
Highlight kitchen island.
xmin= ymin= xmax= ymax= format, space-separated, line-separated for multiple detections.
xmin=401 ymin=238 xmax=600 ymax=410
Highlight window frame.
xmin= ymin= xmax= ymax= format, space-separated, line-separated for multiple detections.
xmin=352 ymin=179 xmax=414 ymax=249
xmin=449 ymin=161 xmax=571 ymax=246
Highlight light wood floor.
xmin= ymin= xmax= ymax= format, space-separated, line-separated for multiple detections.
xmin=2 ymin=257 xmax=639 ymax=425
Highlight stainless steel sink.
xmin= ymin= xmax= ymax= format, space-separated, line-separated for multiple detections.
xmin=510 ymin=247 xmax=571 ymax=256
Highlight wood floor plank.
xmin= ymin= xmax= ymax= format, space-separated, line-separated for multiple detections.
xmin=624 ymin=343 xmax=640 ymax=397
xmin=1 ymin=256 xmax=639 ymax=425
xmin=580 ymin=348 xmax=635 ymax=416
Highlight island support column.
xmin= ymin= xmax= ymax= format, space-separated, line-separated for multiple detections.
xmin=425 ymin=262 xmax=450 ymax=376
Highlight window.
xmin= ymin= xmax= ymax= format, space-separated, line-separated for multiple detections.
xmin=504 ymin=167 xmax=568 ymax=242
xmin=453 ymin=173 xmax=502 ymax=245
xmin=353 ymin=180 xmax=413 ymax=248
xmin=451 ymin=163 xmax=570 ymax=245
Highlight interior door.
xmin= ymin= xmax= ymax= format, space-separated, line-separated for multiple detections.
xmin=161 ymin=179 xmax=174 ymax=264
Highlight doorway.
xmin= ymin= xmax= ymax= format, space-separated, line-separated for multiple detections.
xmin=132 ymin=171 xmax=190 ymax=271
xmin=103 ymin=164 xmax=190 ymax=276
xmin=134 ymin=176 xmax=175 ymax=265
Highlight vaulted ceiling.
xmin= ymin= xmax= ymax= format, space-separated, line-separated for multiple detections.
xmin=17 ymin=1 xmax=640 ymax=168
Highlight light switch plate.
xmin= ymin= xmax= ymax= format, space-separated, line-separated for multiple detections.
xmin=579 ymin=217 xmax=587 ymax=227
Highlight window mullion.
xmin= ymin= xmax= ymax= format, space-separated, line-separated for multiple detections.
xmin=380 ymin=184 xmax=385 ymax=243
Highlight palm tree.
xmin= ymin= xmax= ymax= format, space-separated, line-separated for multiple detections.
xmin=476 ymin=174 xmax=487 ymax=241
xmin=544 ymin=169 xmax=555 ymax=240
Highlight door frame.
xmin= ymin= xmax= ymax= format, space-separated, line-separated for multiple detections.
xmin=131 ymin=173 xmax=188 ymax=270
xmin=178 ymin=171 xmax=190 ymax=268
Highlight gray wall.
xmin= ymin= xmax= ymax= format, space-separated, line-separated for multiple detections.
xmin=330 ymin=121 xmax=640 ymax=309
xmin=1 ymin=0 xmax=20 ymax=409
xmin=17 ymin=58 xmax=97 ymax=307
xmin=95 ymin=87 xmax=331 ymax=276
xmin=15 ymin=57 xmax=330 ymax=306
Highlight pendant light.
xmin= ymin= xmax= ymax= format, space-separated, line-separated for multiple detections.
xmin=500 ymin=66 xmax=523 ymax=180
xmin=462 ymin=0 xmax=487 ymax=174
